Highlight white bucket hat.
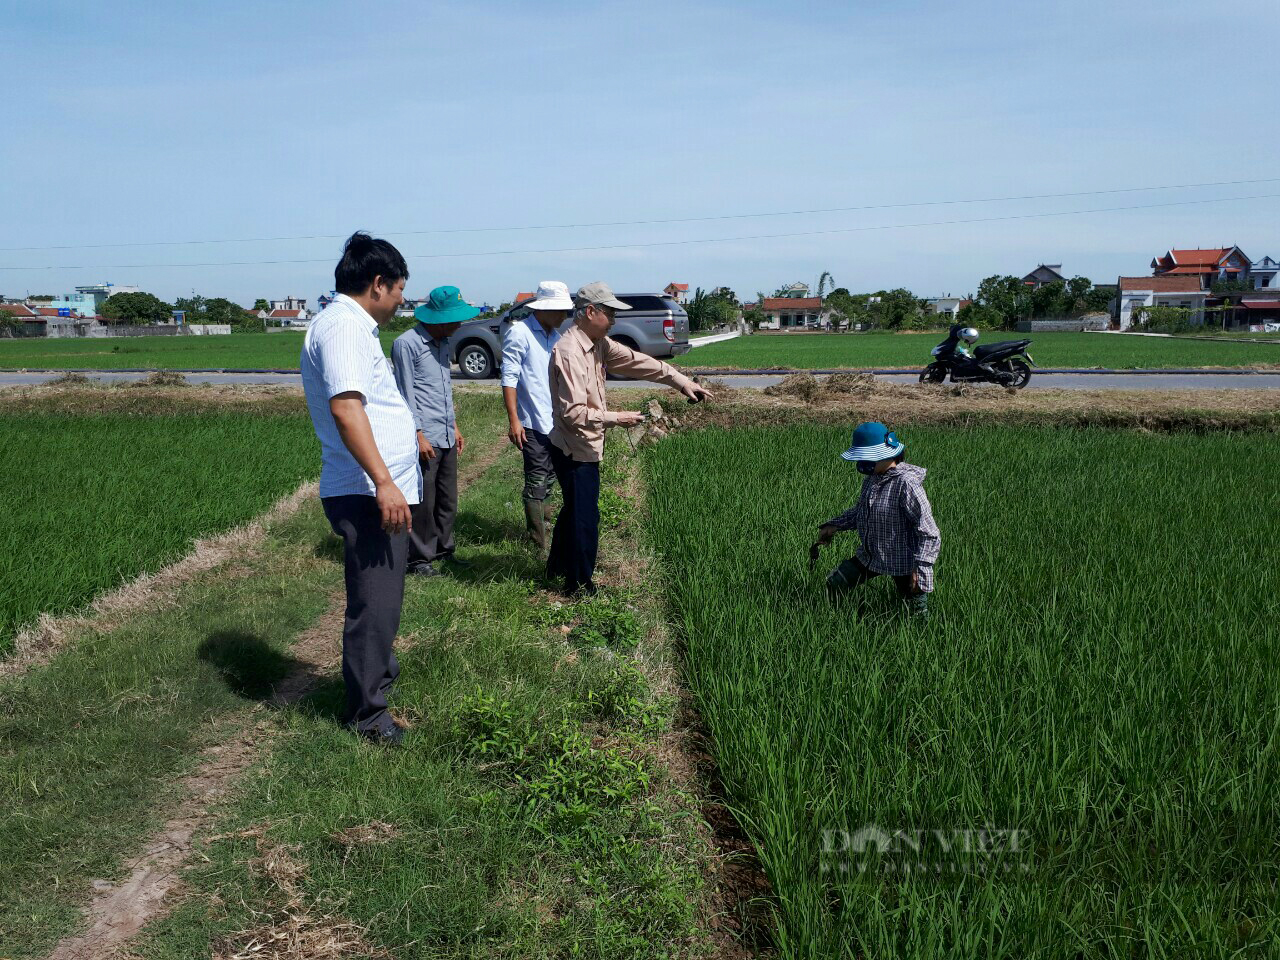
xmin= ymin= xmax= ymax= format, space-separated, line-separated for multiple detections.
xmin=527 ymin=280 xmax=574 ymax=311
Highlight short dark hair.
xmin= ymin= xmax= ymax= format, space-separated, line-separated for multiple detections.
xmin=334 ymin=231 xmax=409 ymax=295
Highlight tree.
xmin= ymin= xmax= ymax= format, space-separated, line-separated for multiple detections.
xmin=823 ymin=289 xmax=871 ymax=330
xmin=956 ymin=301 xmax=1003 ymax=330
xmin=817 ymin=271 xmax=835 ymax=298
xmin=206 ymin=298 xmax=254 ymax=327
xmin=869 ymin=288 xmax=927 ymax=330
xmin=1211 ymin=278 xmax=1252 ymax=294
xmin=253 ymin=298 xmax=270 ymax=312
xmin=685 ymin=286 xmax=739 ymax=332
xmin=1083 ymin=285 xmax=1114 ymax=312
xmin=174 ymin=294 xmax=206 ymax=317
xmin=1029 ymin=279 xmax=1068 ymax=318
xmin=100 ymin=291 xmax=174 ymax=324
xmin=0 ymin=308 xmax=18 ymax=339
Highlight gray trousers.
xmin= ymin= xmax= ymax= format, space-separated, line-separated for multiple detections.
xmin=322 ymin=494 xmax=407 ymax=735
xmin=408 ymin=445 xmax=457 ymax=565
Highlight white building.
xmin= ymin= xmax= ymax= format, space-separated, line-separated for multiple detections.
xmin=1115 ymin=276 xmax=1207 ymax=330
xmin=1251 ymin=256 xmax=1279 ymax=290
xmin=270 ymin=296 xmax=308 ymax=313
xmin=924 ymin=295 xmax=970 ymax=320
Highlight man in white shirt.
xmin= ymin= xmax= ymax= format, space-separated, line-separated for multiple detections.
xmin=500 ymin=281 xmax=572 ymax=551
xmin=300 ymin=232 xmax=418 ymax=747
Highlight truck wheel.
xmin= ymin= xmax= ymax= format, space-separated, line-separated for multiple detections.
xmin=457 ymin=343 xmax=494 ymax=379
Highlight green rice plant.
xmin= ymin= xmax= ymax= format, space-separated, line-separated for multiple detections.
xmin=674 ymin=330 xmax=1280 ymax=370
xmin=0 ymin=412 xmax=318 ymax=654
xmin=3 ymin=329 xmax=1277 ymax=372
xmin=645 ymin=424 xmax=1280 ymax=958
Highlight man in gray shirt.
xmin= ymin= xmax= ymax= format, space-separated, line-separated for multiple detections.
xmin=391 ymin=285 xmax=479 ymax=576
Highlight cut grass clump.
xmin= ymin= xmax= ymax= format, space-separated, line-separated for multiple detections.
xmin=645 ymin=423 xmax=1280 ymax=958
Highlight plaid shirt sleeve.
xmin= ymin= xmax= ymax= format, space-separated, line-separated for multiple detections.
xmin=900 ymin=483 xmax=941 ymax=568
xmin=824 ymin=483 xmax=868 ymax=532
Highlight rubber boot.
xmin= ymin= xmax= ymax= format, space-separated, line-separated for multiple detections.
xmin=523 ymin=497 xmax=548 ymax=552
xmin=904 ymin=593 xmax=930 ymax=621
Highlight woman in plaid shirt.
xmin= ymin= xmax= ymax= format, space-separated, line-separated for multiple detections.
xmin=813 ymin=421 xmax=940 ymax=619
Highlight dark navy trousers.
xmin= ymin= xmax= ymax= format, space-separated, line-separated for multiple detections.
xmin=546 ymin=445 xmax=601 ymax=595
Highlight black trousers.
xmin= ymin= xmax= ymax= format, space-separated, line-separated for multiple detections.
xmin=521 ymin=429 xmax=557 ymax=501
xmin=322 ymin=494 xmax=407 ymax=735
xmin=408 ymin=444 xmax=457 ymax=565
xmin=546 ymin=444 xmax=600 ymax=595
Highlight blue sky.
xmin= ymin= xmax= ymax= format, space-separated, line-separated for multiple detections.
xmin=2 ymin=0 xmax=1276 ymax=307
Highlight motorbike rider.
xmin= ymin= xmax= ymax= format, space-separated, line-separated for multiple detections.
xmin=937 ymin=324 xmax=1014 ymax=386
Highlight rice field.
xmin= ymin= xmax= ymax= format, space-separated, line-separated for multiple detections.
xmin=2 ymin=329 xmax=1279 ymax=372
xmin=0 ymin=412 xmax=318 ymax=654
xmin=676 ymin=331 xmax=1280 ymax=370
xmin=644 ymin=424 xmax=1280 ymax=957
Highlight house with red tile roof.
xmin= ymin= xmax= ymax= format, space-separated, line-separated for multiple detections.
xmin=513 ymin=292 xmax=536 ymax=306
xmin=663 ymin=282 xmax=689 ymax=305
xmin=1115 ymin=275 xmax=1207 ymax=329
xmin=267 ymin=308 xmax=308 ymax=326
xmin=757 ymin=296 xmax=826 ymax=330
xmin=1150 ymin=247 xmax=1250 ymax=287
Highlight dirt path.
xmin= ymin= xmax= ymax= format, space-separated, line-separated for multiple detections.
xmin=40 ymin=439 xmax=512 ymax=960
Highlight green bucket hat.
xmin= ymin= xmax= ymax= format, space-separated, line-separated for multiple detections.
xmin=415 ymin=285 xmax=481 ymax=325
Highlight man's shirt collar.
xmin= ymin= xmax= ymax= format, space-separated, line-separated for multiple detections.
xmin=565 ymin=323 xmax=596 ymax=354
xmin=334 ymin=293 xmax=378 ymax=333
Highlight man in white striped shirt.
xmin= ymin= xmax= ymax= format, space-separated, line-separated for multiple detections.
xmin=300 ymin=232 xmax=418 ymax=747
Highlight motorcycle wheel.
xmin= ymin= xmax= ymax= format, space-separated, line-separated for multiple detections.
xmin=1006 ymin=359 xmax=1032 ymax=390
xmin=919 ymin=363 xmax=947 ymax=384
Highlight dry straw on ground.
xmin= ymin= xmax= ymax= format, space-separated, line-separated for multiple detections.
xmin=697 ymin=378 xmax=1280 ymax=432
xmin=0 ymin=381 xmax=309 ymax=416
xmin=210 ymin=828 xmax=391 ymax=960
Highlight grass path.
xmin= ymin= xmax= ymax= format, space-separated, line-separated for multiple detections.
xmin=125 ymin=434 xmax=717 ymax=959
xmin=0 ymin=393 xmax=509 ymax=958
xmin=42 ymin=438 xmax=513 ymax=960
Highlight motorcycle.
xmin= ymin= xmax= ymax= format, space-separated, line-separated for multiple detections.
xmin=918 ymin=336 xmax=1036 ymax=389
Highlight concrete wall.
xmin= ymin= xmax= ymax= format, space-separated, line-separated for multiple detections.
xmin=88 ymin=324 xmax=184 ymax=337
xmin=187 ymin=324 xmax=232 ymax=336
xmin=1015 ymin=314 xmax=1110 ymax=332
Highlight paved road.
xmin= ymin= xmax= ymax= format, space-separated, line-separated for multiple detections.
xmin=2 ymin=370 xmax=1278 ymax=391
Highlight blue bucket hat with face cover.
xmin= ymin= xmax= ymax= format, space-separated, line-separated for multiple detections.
xmin=841 ymin=421 xmax=905 ymax=473
xmin=415 ymin=285 xmax=481 ymax=325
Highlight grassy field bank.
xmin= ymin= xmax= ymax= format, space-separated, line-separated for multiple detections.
xmin=645 ymin=423 xmax=1280 ymax=957
xmin=127 ymin=440 xmax=712 ymax=960
xmin=676 ymin=330 xmax=1280 ymax=370
xmin=3 ymin=329 xmax=1279 ymax=372
xmin=2 ymin=386 xmax=714 ymax=958
xmin=0 ymin=410 xmax=318 ymax=654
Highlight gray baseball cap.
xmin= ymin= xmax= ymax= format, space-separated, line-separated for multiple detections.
xmin=574 ymin=281 xmax=631 ymax=310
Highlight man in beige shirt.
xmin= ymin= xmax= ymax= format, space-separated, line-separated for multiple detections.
xmin=546 ymin=281 xmax=711 ymax=595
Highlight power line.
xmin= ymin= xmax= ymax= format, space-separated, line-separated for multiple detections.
xmin=2 ymin=177 xmax=1278 ymax=254
xmin=1 ymin=191 xmax=1275 ymax=272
